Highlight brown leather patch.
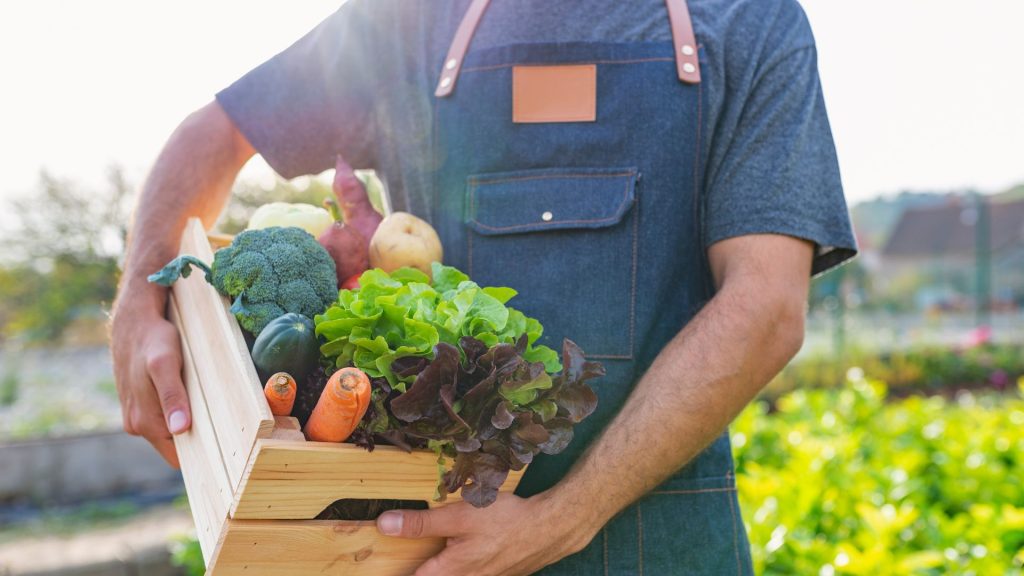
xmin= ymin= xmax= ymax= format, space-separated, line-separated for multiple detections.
xmin=512 ymin=65 xmax=596 ymax=123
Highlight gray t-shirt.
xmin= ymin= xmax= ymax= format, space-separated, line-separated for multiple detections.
xmin=217 ymin=0 xmax=857 ymax=274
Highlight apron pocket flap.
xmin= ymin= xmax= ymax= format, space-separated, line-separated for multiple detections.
xmin=466 ymin=167 xmax=638 ymax=236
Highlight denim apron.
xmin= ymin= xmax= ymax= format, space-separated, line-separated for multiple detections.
xmin=428 ymin=1 xmax=754 ymax=573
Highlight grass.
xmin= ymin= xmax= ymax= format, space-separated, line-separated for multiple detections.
xmin=0 ymin=371 xmax=18 ymax=406
xmin=0 ymin=501 xmax=140 ymax=544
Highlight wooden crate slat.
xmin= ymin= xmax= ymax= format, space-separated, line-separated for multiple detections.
xmin=232 ymin=440 xmax=525 ymax=520
xmin=210 ymin=520 xmax=444 ymax=576
xmin=271 ymin=416 xmax=305 ymax=441
xmin=171 ymin=218 xmax=275 ymax=491
xmin=170 ymin=296 xmax=232 ymax=565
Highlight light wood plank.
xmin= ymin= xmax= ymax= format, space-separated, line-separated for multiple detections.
xmin=232 ymin=440 xmax=525 ymax=520
xmin=271 ymin=416 xmax=305 ymax=441
xmin=210 ymin=519 xmax=444 ymax=576
xmin=206 ymin=231 xmax=234 ymax=249
xmin=170 ymin=296 xmax=231 ymax=565
xmin=171 ymin=219 xmax=275 ymax=491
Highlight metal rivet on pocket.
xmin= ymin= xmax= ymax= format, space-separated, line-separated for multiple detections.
xmin=681 ymin=44 xmax=695 ymax=56
xmin=440 ymin=76 xmax=452 ymax=88
xmin=541 ymin=211 xmax=553 ymax=222
xmin=446 ymin=58 xmax=457 ymax=70
xmin=683 ymin=62 xmax=696 ymax=74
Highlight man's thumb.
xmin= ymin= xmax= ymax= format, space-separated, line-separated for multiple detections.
xmin=147 ymin=349 xmax=191 ymax=434
xmin=377 ymin=508 xmax=452 ymax=539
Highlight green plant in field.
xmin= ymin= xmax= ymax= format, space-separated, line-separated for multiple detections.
xmin=733 ymin=375 xmax=1024 ymax=575
xmin=0 ymin=371 xmax=18 ymax=406
xmin=170 ymin=534 xmax=205 ymax=576
xmin=96 ymin=379 xmax=118 ymax=399
xmin=765 ymin=344 xmax=1024 ymax=399
xmin=0 ymin=501 xmax=140 ymax=544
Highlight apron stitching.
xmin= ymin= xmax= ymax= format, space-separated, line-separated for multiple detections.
xmin=431 ymin=81 xmax=438 ymax=226
xmin=466 ymin=172 xmax=637 ymax=359
xmin=467 ymin=179 xmax=475 ymax=276
xmin=693 ymin=65 xmax=704 ymax=279
xmin=471 ymin=215 xmax=624 ymax=232
xmin=467 ymin=223 xmax=474 ymax=277
xmin=637 ymin=505 xmax=644 ymax=576
xmin=727 ymin=470 xmax=742 ymax=575
xmin=650 ymin=486 xmax=736 ymax=495
xmin=468 ymin=173 xmax=635 ymax=232
xmin=468 ymin=171 xmax=635 ymax=185
xmin=462 ymin=57 xmax=675 ymax=74
xmin=629 ymin=181 xmax=639 ymax=358
xmin=694 ymin=58 xmax=715 ymax=298
xmin=603 ymin=527 xmax=609 ymax=576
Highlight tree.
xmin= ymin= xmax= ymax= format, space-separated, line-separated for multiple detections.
xmin=0 ymin=167 xmax=380 ymax=343
xmin=0 ymin=167 xmax=131 ymax=342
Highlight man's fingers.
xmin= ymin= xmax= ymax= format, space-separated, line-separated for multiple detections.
xmin=412 ymin=551 xmax=452 ymax=576
xmin=148 ymin=432 xmax=181 ymax=469
xmin=146 ymin=342 xmax=191 ymax=435
xmin=377 ymin=506 xmax=463 ymax=539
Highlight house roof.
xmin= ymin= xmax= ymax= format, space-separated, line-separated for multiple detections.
xmin=883 ymin=197 xmax=1024 ymax=257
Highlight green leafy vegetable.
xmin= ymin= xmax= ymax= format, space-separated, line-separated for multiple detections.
xmin=315 ymin=263 xmax=561 ymax=391
xmin=148 ymin=227 xmax=338 ymax=335
xmin=389 ymin=336 xmax=602 ymax=507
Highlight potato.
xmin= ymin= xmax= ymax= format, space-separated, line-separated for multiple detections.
xmin=368 ymin=212 xmax=443 ymax=276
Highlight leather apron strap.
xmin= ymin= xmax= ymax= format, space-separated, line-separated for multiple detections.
xmin=434 ymin=0 xmax=701 ymax=98
xmin=665 ymin=0 xmax=701 ymax=84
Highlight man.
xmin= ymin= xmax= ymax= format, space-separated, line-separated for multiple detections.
xmin=111 ymin=0 xmax=856 ymax=573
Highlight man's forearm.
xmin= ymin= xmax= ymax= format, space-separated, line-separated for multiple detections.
xmin=119 ymin=101 xmax=254 ymax=311
xmin=545 ymin=268 xmax=806 ymax=532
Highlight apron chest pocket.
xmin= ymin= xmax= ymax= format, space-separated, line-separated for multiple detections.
xmin=465 ymin=167 xmax=639 ymax=359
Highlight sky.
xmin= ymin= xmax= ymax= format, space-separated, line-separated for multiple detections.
xmin=1 ymin=0 xmax=1022 ymax=209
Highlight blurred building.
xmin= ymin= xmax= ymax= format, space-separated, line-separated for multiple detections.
xmin=881 ymin=196 xmax=1024 ymax=310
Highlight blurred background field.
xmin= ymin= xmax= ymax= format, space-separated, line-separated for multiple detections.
xmin=2 ymin=0 xmax=1024 ymax=574
xmin=1 ymin=166 xmax=1022 ymax=575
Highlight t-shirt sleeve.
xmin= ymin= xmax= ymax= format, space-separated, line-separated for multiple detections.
xmin=216 ymin=1 xmax=379 ymax=178
xmin=703 ymin=10 xmax=857 ymax=276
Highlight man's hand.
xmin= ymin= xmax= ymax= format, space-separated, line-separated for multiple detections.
xmin=111 ymin=285 xmax=189 ymax=467
xmin=376 ymin=234 xmax=812 ymax=574
xmin=111 ymin=101 xmax=254 ymax=466
xmin=377 ymin=493 xmax=595 ymax=576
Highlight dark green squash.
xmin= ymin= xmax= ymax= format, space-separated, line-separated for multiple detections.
xmin=250 ymin=313 xmax=319 ymax=382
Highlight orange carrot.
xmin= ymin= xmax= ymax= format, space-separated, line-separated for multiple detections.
xmin=303 ymin=367 xmax=371 ymax=443
xmin=264 ymin=372 xmax=297 ymax=416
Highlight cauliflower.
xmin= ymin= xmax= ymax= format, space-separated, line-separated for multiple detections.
xmin=148 ymin=226 xmax=338 ymax=335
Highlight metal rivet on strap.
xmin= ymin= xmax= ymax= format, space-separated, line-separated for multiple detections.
xmin=681 ymin=44 xmax=695 ymax=56
xmin=682 ymin=62 xmax=696 ymax=74
xmin=446 ymin=58 xmax=458 ymax=70
xmin=541 ymin=211 xmax=553 ymax=222
xmin=440 ymin=76 xmax=452 ymax=88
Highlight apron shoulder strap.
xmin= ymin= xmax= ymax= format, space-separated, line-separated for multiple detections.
xmin=435 ymin=0 xmax=492 ymax=97
xmin=434 ymin=0 xmax=701 ymax=98
xmin=665 ymin=0 xmax=701 ymax=84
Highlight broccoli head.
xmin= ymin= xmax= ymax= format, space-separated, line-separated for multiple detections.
xmin=148 ymin=226 xmax=338 ymax=335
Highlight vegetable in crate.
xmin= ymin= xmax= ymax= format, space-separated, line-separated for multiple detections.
xmin=263 ymin=372 xmax=297 ymax=416
xmin=317 ymin=156 xmax=383 ymax=283
xmin=147 ymin=226 xmax=337 ymax=335
xmin=315 ymin=263 xmax=561 ymax=391
xmin=369 ymin=211 xmax=443 ymax=276
xmin=319 ymin=197 xmax=370 ymax=283
xmin=304 ymin=367 xmax=372 ymax=443
xmin=314 ymin=263 xmax=601 ymax=508
xmin=391 ymin=336 xmax=602 ymax=508
xmin=250 ymin=313 xmax=319 ymax=382
xmin=246 ymin=202 xmax=333 ymax=238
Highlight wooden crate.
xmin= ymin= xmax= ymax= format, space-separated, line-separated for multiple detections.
xmin=168 ymin=218 xmax=523 ymax=575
